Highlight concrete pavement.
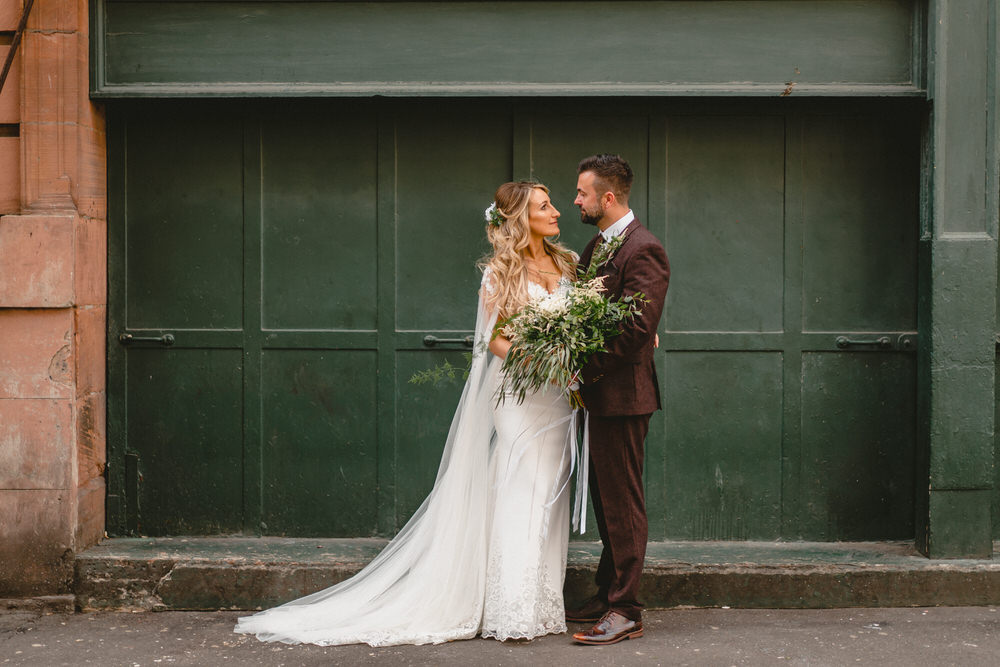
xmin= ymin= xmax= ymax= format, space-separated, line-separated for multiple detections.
xmin=3 ymin=606 xmax=1000 ymax=666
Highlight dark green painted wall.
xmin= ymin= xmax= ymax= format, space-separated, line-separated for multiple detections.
xmin=97 ymin=0 xmax=1000 ymax=557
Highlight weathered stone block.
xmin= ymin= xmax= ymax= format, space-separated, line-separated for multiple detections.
xmin=75 ymin=0 xmax=89 ymax=37
xmin=74 ymin=558 xmax=175 ymax=611
xmin=20 ymin=29 xmax=80 ymax=209
xmin=22 ymin=30 xmax=79 ymax=125
xmin=74 ymin=217 xmax=106 ymax=306
xmin=28 ymin=0 xmax=80 ymax=33
xmin=0 ymin=50 xmax=18 ymax=123
xmin=0 ymin=308 xmax=74 ymax=398
xmin=0 ymin=397 xmax=73 ymax=489
xmin=74 ymin=305 xmax=104 ymax=396
xmin=0 ymin=489 xmax=74 ymax=596
xmin=0 ymin=0 xmax=21 ymax=30
xmin=75 ymin=475 xmax=105 ymax=549
xmin=0 ymin=215 xmax=76 ymax=307
xmin=0 ymin=136 xmax=18 ymax=215
xmin=76 ymin=390 xmax=105 ymax=484
xmin=74 ymin=21 xmax=105 ymax=133
xmin=19 ymin=125 xmax=76 ymax=209
xmin=75 ymin=126 xmax=107 ymax=221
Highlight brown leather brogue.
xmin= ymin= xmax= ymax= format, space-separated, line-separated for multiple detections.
xmin=572 ymin=610 xmax=643 ymax=645
xmin=565 ymin=596 xmax=610 ymax=623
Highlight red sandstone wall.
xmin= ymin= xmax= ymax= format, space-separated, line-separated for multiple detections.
xmin=0 ymin=0 xmax=107 ymax=596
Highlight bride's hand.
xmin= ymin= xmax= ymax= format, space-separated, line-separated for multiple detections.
xmin=654 ymin=334 xmax=659 ymax=349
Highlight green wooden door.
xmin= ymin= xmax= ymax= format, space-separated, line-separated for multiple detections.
xmin=659 ymin=112 xmax=919 ymax=540
xmin=108 ymin=100 xmax=920 ymax=541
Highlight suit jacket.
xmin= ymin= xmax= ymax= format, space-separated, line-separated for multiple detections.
xmin=578 ymin=219 xmax=670 ymax=417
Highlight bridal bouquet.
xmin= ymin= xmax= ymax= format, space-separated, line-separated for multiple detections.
xmin=498 ymin=273 xmax=645 ymax=409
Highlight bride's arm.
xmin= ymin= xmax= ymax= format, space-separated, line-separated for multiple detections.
xmin=489 ymin=331 xmax=511 ymax=360
xmin=480 ymin=266 xmax=511 ymax=360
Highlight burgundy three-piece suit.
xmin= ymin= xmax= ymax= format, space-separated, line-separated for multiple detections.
xmin=578 ymin=218 xmax=670 ymax=622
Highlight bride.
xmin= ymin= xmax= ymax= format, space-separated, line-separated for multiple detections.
xmin=235 ymin=181 xmax=580 ymax=646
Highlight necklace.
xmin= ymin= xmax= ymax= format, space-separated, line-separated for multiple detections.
xmin=524 ymin=256 xmax=560 ymax=275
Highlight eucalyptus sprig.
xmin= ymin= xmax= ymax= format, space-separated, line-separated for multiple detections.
xmin=409 ymin=353 xmax=474 ymax=387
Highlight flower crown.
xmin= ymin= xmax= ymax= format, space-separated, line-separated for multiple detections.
xmin=484 ymin=202 xmax=505 ymax=228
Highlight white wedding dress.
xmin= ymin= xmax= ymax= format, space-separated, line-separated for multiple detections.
xmin=235 ymin=275 xmax=577 ymax=646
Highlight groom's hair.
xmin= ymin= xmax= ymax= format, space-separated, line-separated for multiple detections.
xmin=578 ymin=154 xmax=633 ymax=204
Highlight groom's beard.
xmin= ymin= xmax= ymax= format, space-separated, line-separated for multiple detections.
xmin=578 ymin=203 xmax=603 ymax=226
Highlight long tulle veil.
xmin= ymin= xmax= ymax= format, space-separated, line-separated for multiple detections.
xmin=234 ymin=286 xmax=502 ymax=647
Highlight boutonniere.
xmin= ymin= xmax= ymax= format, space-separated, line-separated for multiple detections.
xmin=582 ymin=232 xmax=628 ymax=281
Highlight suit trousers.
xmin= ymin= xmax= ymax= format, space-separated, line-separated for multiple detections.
xmin=587 ymin=412 xmax=651 ymax=622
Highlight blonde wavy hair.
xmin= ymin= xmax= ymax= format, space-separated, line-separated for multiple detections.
xmin=480 ymin=181 xmax=576 ymax=319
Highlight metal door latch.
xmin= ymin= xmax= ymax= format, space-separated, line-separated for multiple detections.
xmin=119 ymin=333 xmax=175 ymax=346
xmin=422 ymin=335 xmax=474 ymax=348
xmin=834 ymin=334 xmax=916 ymax=351
xmin=836 ymin=335 xmax=891 ymax=349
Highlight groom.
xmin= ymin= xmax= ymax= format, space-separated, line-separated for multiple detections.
xmin=568 ymin=154 xmax=670 ymax=645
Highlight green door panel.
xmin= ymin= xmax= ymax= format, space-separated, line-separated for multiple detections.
xmin=664 ymin=352 xmax=783 ymax=540
xmin=260 ymin=115 xmax=379 ymax=330
xmin=109 ymin=100 xmax=921 ymax=541
xmin=664 ymin=116 xmax=785 ymax=333
xmin=394 ymin=113 xmax=512 ymax=331
xmin=799 ymin=353 xmax=916 ymax=540
xmin=801 ymin=116 xmax=919 ymax=332
xmin=127 ymin=349 xmax=244 ymax=534
xmin=261 ymin=351 xmax=378 ymax=536
xmin=125 ymin=115 xmax=244 ymax=330
xmin=394 ymin=350 xmax=469 ymax=523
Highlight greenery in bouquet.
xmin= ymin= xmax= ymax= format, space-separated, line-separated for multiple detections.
xmin=497 ymin=274 xmax=645 ymax=408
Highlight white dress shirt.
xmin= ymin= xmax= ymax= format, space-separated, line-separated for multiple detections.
xmin=600 ymin=209 xmax=635 ymax=241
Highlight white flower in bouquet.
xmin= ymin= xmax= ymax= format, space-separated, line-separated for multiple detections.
xmin=535 ymin=290 xmax=570 ymax=317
